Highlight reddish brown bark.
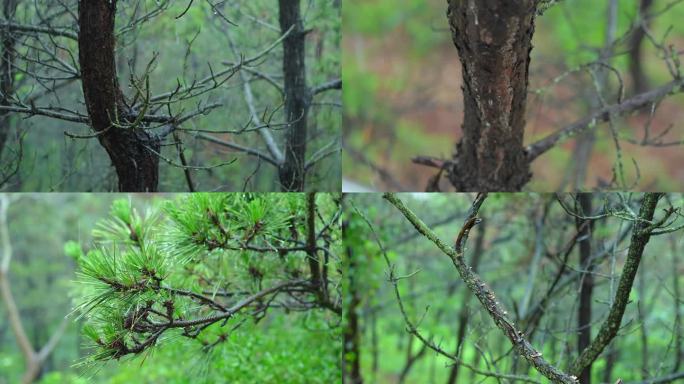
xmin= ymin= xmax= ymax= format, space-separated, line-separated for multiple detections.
xmin=446 ymin=0 xmax=536 ymax=191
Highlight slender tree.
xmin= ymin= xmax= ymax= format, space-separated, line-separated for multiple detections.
xmin=278 ymin=0 xmax=310 ymax=191
xmin=0 ymin=196 xmax=68 ymax=384
xmin=575 ymin=194 xmax=594 ymax=384
xmin=629 ymin=0 xmax=655 ymax=94
xmin=0 ymin=0 xmax=17 ymax=154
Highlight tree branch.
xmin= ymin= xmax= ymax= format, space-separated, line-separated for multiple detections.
xmin=383 ymin=193 xmax=580 ymax=384
xmin=526 ymin=79 xmax=683 ymax=160
xmin=194 ymin=132 xmax=280 ymax=167
xmin=0 ymin=196 xmax=68 ymax=383
xmin=312 ymin=78 xmax=341 ymax=95
xmin=0 ymin=20 xmax=78 ymax=40
xmin=569 ymin=193 xmax=663 ymax=375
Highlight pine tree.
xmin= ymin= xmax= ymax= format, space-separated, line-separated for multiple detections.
xmin=67 ymin=193 xmax=341 ymax=365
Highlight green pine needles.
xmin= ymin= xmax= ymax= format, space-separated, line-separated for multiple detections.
xmin=69 ymin=193 xmax=341 ymax=366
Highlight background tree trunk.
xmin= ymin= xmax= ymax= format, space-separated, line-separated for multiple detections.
xmin=0 ymin=0 xmax=18 ymax=156
xmin=446 ymin=0 xmax=536 ymax=191
xmin=446 ymin=221 xmax=486 ymax=384
xmin=629 ymin=0 xmax=654 ymax=95
xmin=576 ymin=194 xmax=594 ymax=384
xmin=78 ymin=0 xmax=160 ymax=192
xmin=278 ymin=0 xmax=310 ymax=191
xmin=343 ymin=232 xmax=363 ymax=384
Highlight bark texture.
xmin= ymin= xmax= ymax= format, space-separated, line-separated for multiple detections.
xmin=78 ymin=0 xmax=160 ymax=192
xmin=278 ymin=0 xmax=311 ymax=191
xmin=446 ymin=0 xmax=536 ymax=191
xmin=0 ymin=0 xmax=17 ymax=155
xmin=570 ymin=193 xmax=662 ymax=376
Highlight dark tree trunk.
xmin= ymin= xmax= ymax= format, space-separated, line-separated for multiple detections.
xmin=446 ymin=221 xmax=486 ymax=384
xmin=602 ymin=342 xmax=619 ymax=383
xmin=0 ymin=0 xmax=18 ymax=156
xmin=78 ymin=0 xmax=160 ymax=192
xmin=343 ymin=228 xmax=363 ymax=384
xmin=278 ymin=0 xmax=311 ymax=191
xmin=575 ymin=193 xmax=594 ymax=384
xmin=629 ymin=0 xmax=654 ymax=94
xmin=672 ymin=236 xmax=683 ymax=373
xmin=369 ymin=309 xmax=379 ymax=381
xmin=446 ymin=0 xmax=536 ymax=191
xmin=398 ymin=331 xmax=427 ymax=384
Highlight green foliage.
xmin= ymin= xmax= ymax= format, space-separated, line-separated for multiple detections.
xmin=67 ymin=193 xmax=341 ymax=382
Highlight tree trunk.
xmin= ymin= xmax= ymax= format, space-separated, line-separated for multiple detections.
xmin=629 ymin=0 xmax=654 ymax=95
xmin=343 ymin=229 xmax=363 ymax=384
xmin=576 ymin=194 xmax=594 ymax=384
xmin=278 ymin=0 xmax=310 ymax=191
xmin=0 ymin=0 xmax=18 ymax=156
xmin=446 ymin=221 xmax=486 ymax=384
xmin=672 ymin=236 xmax=682 ymax=372
xmin=78 ymin=0 xmax=160 ymax=192
xmin=602 ymin=342 xmax=619 ymax=383
xmin=446 ymin=0 xmax=536 ymax=191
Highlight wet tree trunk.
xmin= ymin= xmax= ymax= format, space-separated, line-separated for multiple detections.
xmin=446 ymin=0 xmax=536 ymax=191
xmin=576 ymin=194 xmax=594 ymax=384
xmin=278 ymin=0 xmax=311 ymax=191
xmin=0 ymin=0 xmax=18 ymax=156
xmin=78 ymin=0 xmax=160 ymax=192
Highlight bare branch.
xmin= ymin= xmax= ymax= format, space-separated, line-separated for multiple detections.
xmin=526 ymin=79 xmax=684 ymax=161
xmin=383 ymin=193 xmax=580 ymax=384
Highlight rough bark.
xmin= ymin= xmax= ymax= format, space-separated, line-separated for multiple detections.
xmin=78 ymin=0 xmax=160 ymax=192
xmin=278 ymin=0 xmax=311 ymax=191
xmin=0 ymin=0 xmax=17 ymax=155
xmin=446 ymin=0 xmax=536 ymax=191
xmin=575 ymin=194 xmax=594 ymax=384
xmin=570 ymin=193 xmax=662 ymax=375
xmin=629 ymin=0 xmax=654 ymax=95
